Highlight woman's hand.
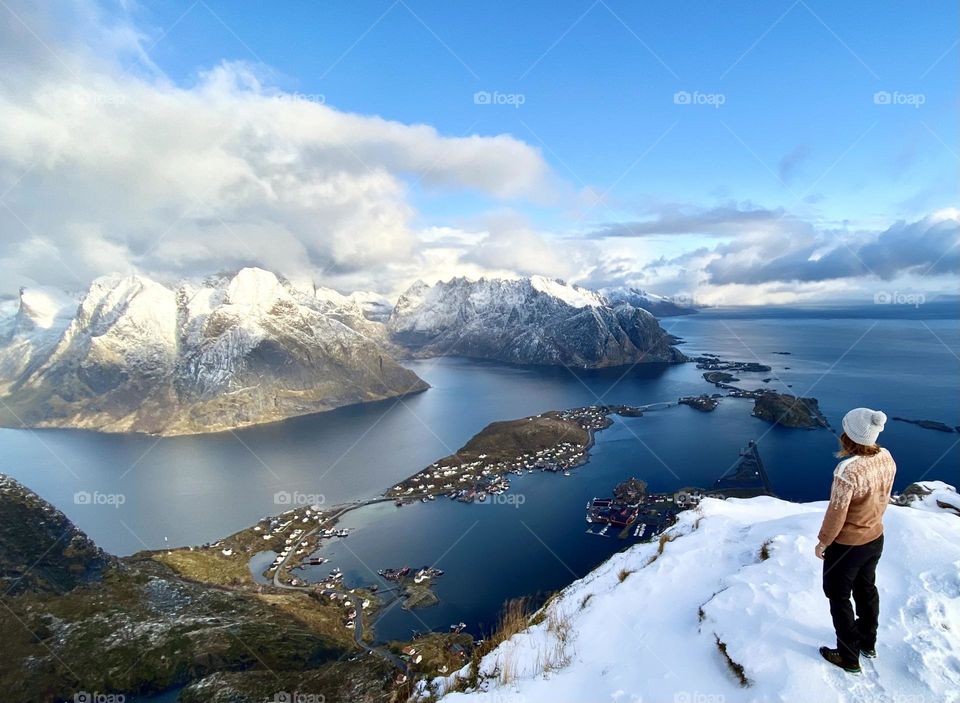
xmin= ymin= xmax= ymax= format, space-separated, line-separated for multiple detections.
xmin=815 ymin=542 xmax=827 ymax=560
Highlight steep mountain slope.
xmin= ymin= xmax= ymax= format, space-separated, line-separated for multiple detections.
xmin=388 ymin=276 xmax=685 ymax=367
xmin=0 ymin=268 xmax=427 ymax=435
xmin=430 ymin=483 xmax=960 ymax=703
xmin=0 ymin=474 xmax=392 ymax=702
xmin=0 ymin=474 xmax=112 ymax=595
xmin=600 ymin=285 xmax=697 ymax=317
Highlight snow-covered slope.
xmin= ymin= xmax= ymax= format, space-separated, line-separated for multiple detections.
xmin=431 ymin=484 xmax=960 ymax=703
xmin=0 ymin=286 xmax=77 ymax=392
xmin=600 ymin=286 xmax=697 ymax=317
xmin=388 ymin=276 xmax=685 ymax=367
xmin=0 ymin=268 xmax=427 ymax=435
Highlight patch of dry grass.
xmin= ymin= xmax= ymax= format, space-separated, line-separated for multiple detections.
xmin=256 ymin=592 xmax=357 ymax=650
xmin=715 ymin=635 xmax=751 ymax=687
xmin=644 ymin=531 xmax=678 ymax=567
xmin=152 ymin=549 xmax=251 ymax=587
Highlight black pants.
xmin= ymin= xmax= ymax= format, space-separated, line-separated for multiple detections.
xmin=822 ymin=534 xmax=883 ymax=664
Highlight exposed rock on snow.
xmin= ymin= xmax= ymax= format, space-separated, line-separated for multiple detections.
xmin=388 ymin=276 xmax=685 ymax=367
xmin=900 ymin=481 xmax=960 ymax=517
xmin=0 ymin=268 xmax=427 ymax=435
xmin=430 ymin=485 xmax=960 ymax=703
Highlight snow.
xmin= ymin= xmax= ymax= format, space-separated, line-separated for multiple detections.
xmin=529 ymin=275 xmax=603 ymax=308
xmin=14 ymin=286 xmax=76 ymax=331
xmin=431 ymin=488 xmax=960 ymax=703
xmin=225 ymin=267 xmax=286 ymax=311
xmin=909 ymin=481 xmax=960 ymax=516
xmin=74 ymin=274 xmax=178 ymax=353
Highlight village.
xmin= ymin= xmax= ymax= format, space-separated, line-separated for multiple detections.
xmin=585 ymin=441 xmax=774 ymax=540
xmin=386 ymin=405 xmax=627 ymax=504
xmin=585 ymin=477 xmax=693 ymax=540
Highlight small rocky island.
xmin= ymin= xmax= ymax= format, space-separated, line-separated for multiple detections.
xmin=679 ymin=394 xmax=721 ymax=412
xmin=892 ymin=417 xmax=958 ymax=433
xmin=694 ymin=354 xmax=829 ymax=429
xmin=751 ymin=392 xmax=829 ymax=429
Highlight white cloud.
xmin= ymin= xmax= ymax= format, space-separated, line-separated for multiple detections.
xmin=0 ymin=0 xmax=555 ymax=296
xmin=0 ymin=1 xmax=954 ymax=308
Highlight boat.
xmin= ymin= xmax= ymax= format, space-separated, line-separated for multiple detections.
xmin=563 ymin=470 xmax=571 ymax=476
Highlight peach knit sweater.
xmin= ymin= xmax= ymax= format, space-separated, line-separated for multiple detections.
xmin=817 ymin=448 xmax=897 ymax=547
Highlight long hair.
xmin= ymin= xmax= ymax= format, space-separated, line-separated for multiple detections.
xmin=835 ymin=431 xmax=882 ymax=458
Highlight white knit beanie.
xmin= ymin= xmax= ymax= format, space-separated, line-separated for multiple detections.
xmin=842 ymin=407 xmax=887 ymax=446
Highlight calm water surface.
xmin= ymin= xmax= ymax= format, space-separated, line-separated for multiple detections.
xmin=2 ymin=309 xmax=957 ymax=638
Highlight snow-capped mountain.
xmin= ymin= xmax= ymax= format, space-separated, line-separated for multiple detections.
xmin=0 ymin=268 xmax=427 ymax=436
xmin=600 ymin=286 xmax=697 ymax=317
xmin=429 ymin=481 xmax=960 ymax=703
xmin=388 ymin=276 xmax=685 ymax=367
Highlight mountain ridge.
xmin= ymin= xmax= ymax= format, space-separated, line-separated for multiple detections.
xmin=387 ymin=275 xmax=686 ymax=367
xmin=0 ymin=268 xmax=428 ymax=436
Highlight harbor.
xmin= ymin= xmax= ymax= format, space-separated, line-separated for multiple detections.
xmin=584 ymin=441 xmax=774 ymax=541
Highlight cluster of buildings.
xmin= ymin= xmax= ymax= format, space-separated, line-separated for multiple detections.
xmin=250 ymin=506 xmax=353 ymax=581
xmin=312 ymin=588 xmax=372 ymax=630
xmin=388 ymin=406 xmax=618 ymax=503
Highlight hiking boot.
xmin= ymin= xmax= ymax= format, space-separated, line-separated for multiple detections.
xmin=860 ymin=647 xmax=877 ymax=658
xmin=819 ymin=646 xmax=861 ymax=674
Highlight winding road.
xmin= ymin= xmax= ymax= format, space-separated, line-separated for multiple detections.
xmin=269 ymin=496 xmax=413 ymax=674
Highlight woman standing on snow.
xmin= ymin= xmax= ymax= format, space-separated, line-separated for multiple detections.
xmin=815 ymin=407 xmax=897 ymax=674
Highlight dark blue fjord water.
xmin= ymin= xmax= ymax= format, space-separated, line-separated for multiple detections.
xmin=2 ymin=308 xmax=957 ymax=640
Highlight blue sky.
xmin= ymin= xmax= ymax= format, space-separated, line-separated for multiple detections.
xmin=0 ymin=0 xmax=957 ymax=302
xmin=136 ymin=0 xmax=958 ymax=230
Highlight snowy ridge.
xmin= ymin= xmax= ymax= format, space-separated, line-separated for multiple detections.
xmin=600 ymin=285 xmax=697 ymax=317
xmin=0 ymin=287 xmax=77 ymax=391
xmin=529 ymin=275 xmax=604 ymax=308
xmin=430 ymin=487 xmax=960 ymax=703
xmin=0 ymin=268 xmax=426 ymax=435
xmin=388 ymin=276 xmax=685 ymax=367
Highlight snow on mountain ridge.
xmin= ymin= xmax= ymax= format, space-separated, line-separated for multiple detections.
xmin=601 ymin=285 xmax=696 ymax=317
xmin=431 ymin=488 xmax=960 ymax=703
xmin=529 ymin=275 xmax=603 ymax=308
xmin=224 ymin=266 xmax=287 ymax=311
xmin=9 ymin=286 xmax=76 ymax=332
xmin=388 ymin=276 xmax=684 ymax=367
xmin=0 ymin=268 xmax=427 ymax=435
